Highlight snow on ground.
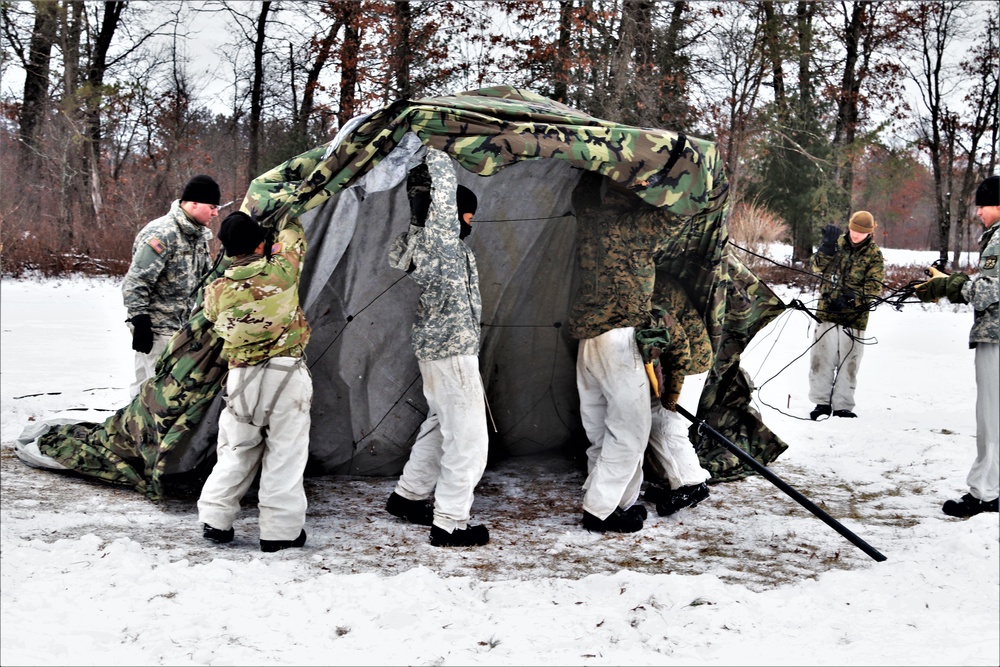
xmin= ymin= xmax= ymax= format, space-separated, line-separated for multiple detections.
xmin=1 ymin=249 xmax=998 ymax=666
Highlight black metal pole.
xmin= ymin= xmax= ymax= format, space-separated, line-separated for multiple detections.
xmin=676 ymin=405 xmax=887 ymax=563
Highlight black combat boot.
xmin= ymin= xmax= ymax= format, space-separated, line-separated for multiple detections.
xmin=386 ymin=492 xmax=434 ymax=526
xmin=260 ymin=529 xmax=307 ymax=553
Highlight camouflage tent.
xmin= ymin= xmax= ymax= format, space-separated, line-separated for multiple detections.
xmin=21 ymin=86 xmax=787 ymax=500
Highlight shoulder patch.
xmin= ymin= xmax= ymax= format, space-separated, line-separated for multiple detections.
xmin=271 ymin=242 xmax=283 ymax=254
xmin=983 ymin=256 xmax=996 ymax=270
xmin=146 ymin=237 xmax=166 ymax=254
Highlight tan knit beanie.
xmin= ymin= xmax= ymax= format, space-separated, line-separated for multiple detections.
xmin=848 ymin=210 xmax=876 ymax=234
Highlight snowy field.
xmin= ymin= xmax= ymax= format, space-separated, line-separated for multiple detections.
xmin=1 ymin=246 xmax=998 ymax=666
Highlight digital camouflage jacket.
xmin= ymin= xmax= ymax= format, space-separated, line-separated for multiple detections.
xmin=389 ymin=148 xmax=482 ymax=361
xmin=203 ymin=218 xmax=310 ymax=367
xmin=962 ymin=222 xmax=1000 ymax=346
xmin=810 ymin=233 xmax=884 ymax=331
xmin=122 ymin=200 xmax=213 ymax=335
xmin=569 ymin=172 xmax=679 ymax=340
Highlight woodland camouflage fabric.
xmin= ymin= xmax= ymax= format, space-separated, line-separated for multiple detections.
xmin=34 ymin=86 xmax=789 ymax=498
xmin=811 ymin=234 xmax=884 ymax=331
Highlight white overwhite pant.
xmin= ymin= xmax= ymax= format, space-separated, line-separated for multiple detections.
xmin=647 ymin=398 xmax=711 ymax=490
xmin=969 ymin=342 xmax=999 ymax=502
xmin=808 ymin=321 xmax=866 ymax=412
xmin=197 ymin=357 xmax=312 ymax=541
xmin=129 ymin=333 xmax=170 ymax=399
xmin=578 ymin=327 xmax=650 ymax=520
xmin=394 ymin=354 xmax=489 ymax=532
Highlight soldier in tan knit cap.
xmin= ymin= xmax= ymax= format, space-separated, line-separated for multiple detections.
xmin=807 ymin=210 xmax=885 ymax=420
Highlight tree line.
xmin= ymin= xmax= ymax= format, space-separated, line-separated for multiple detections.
xmin=1 ymin=0 xmax=997 ymax=276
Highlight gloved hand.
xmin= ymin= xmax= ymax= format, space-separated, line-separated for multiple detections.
xmin=130 ymin=314 xmax=154 ymax=353
xmin=926 ymin=265 xmax=947 ymax=279
xmin=915 ymin=273 xmax=970 ymax=303
xmin=406 ymin=163 xmax=431 ymax=227
xmin=818 ymin=224 xmax=840 ymax=255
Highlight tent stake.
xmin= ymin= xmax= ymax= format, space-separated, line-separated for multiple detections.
xmin=676 ymin=405 xmax=887 ymax=563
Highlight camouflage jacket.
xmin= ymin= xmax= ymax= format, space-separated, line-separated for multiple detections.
xmin=569 ymin=172 xmax=678 ymax=340
xmin=810 ymin=233 xmax=884 ymax=331
xmin=203 ymin=218 xmax=311 ymax=367
xmin=961 ymin=222 xmax=999 ymax=346
xmin=655 ymin=274 xmax=713 ymax=398
xmin=122 ymin=200 xmax=213 ymax=335
xmin=388 ymin=148 xmax=482 ymax=361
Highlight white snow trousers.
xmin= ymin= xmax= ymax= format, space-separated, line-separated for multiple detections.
xmin=647 ymin=398 xmax=711 ymax=490
xmin=129 ymin=333 xmax=170 ymax=399
xmin=808 ymin=321 xmax=866 ymax=412
xmin=577 ymin=327 xmax=650 ymax=520
xmin=394 ymin=354 xmax=489 ymax=532
xmin=970 ymin=342 xmax=999 ymax=502
xmin=198 ymin=357 xmax=312 ymax=541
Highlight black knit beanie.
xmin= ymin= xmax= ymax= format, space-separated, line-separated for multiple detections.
xmin=975 ymin=175 xmax=999 ymax=206
xmin=218 ymin=212 xmax=265 ymax=257
xmin=181 ymin=175 xmax=221 ymax=206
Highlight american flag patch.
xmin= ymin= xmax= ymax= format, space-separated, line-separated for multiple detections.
xmin=147 ymin=238 xmax=165 ymax=254
xmin=271 ymin=242 xmax=283 ymax=254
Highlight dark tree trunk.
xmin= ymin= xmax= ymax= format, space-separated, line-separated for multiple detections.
xmin=18 ymin=0 xmax=58 ymax=174
xmin=248 ymin=1 xmax=271 ymax=182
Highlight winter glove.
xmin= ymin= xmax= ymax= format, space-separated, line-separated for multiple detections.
xmin=925 ymin=265 xmax=948 ymax=280
xmin=130 ymin=314 xmax=154 ymax=354
xmin=406 ymin=163 xmax=431 ymax=227
xmin=915 ymin=272 xmax=970 ymax=303
xmin=818 ymin=224 xmax=840 ymax=255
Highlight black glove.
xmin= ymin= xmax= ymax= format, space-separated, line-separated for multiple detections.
xmin=818 ymin=225 xmax=840 ymax=254
xmin=406 ymin=163 xmax=431 ymax=227
xmin=130 ymin=314 xmax=154 ymax=354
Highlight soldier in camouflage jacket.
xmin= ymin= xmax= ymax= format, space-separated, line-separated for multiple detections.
xmin=640 ymin=273 xmax=713 ymax=517
xmin=570 ymin=171 xmax=681 ymax=533
xmin=122 ymin=176 xmax=220 ymax=398
xmin=385 ymin=147 xmax=490 ymax=547
xmin=197 ymin=211 xmax=313 ymax=552
xmin=807 ymin=211 xmax=885 ymax=420
xmin=916 ymin=175 xmax=999 ymax=517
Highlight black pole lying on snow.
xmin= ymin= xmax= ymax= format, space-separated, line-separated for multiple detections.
xmin=676 ymin=404 xmax=888 ymax=563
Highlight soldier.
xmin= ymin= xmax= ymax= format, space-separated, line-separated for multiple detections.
xmin=197 ymin=211 xmax=313 ymax=552
xmin=807 ymin=211 xmax=885 ymax=420
xmin=122 ymin=175 xmax=220 ymax=398
xmin=640 ymin=273 xmax=713 ymax=517
xmin=916 ymin=174 xmax=999 ymax=518
xmin=569 ymin=171 xmax=678 ymax=533
xmin=384 ymin=147 xmax=490 ymax=548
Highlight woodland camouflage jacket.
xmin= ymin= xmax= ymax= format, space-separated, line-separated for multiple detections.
xmin=811 ymin=233 xmax=884 ymax=331
xmin=568 ymin=172 xmax=679 ymax=340
xmin=388 ymin=148 xmax=482 ymax=361
xmin=122 ymin=200 xmax=213 ymax=335
xmin=203 ymin=218 xmax=310 ymax=367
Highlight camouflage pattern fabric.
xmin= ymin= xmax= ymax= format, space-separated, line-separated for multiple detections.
xmin=32 ymin=85 xmax=788 ymax=497
xmin=963 ymin=223 xmax=999 ymax=345
xmin=694 ymin=249 xmax=789 ymax=481
xmin=388 ymin=148 xmax=482 ymax=361
xmin=204 ymin=217 xmax=311 ymax=367
xmin=646 ymin=274 xmax=713 ymax=403
xmin=569 ymin=171 xmax=681 ymax=340
xmin=36 ymin=298 xmax=230 ymax=500
xmin=811 ymin=233 xmax=884 ymax=331
xmin=122 ymin=200 xmax=214 ymax=335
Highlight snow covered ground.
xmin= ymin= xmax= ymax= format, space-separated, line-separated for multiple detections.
xmin=1 ymin=247 xmax=998 ymax=666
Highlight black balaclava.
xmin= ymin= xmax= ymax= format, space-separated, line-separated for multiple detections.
xmin=457 ymin=185 xmax=478 ymax=240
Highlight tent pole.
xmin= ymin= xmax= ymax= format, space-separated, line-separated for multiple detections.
xmin=676 ymin=405 xmax=887 ymax=563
